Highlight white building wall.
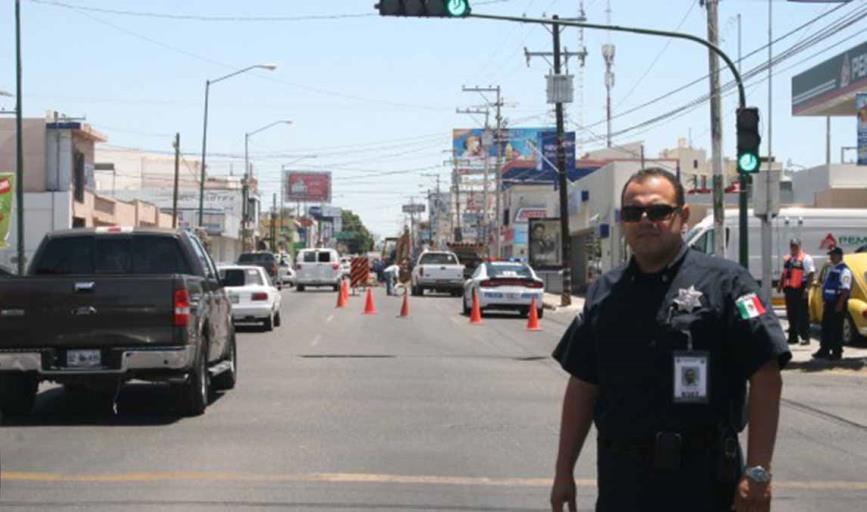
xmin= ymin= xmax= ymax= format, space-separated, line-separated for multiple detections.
xmin=0 ymin=191 xmax=72 ymax=269
xmin=790 ymin=164 xmax=867 ymax=205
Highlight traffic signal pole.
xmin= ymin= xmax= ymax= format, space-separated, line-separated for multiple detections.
xmin=464 ymin=12 xmax=750 ymax=268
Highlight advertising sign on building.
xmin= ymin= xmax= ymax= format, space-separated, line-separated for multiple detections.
xmin=858 ymin=93 xmax=867 ymax=165
xmin=0 ymin=173 xmax=14 ymax=248
xmin=528 ymin=218 xmax=562 ymax=270
xmin=452 ymin=128 xmax=576 ymax=173
xmin=539 ymin=131 xmax=576 ymax=175
xmin=285 ymin=171 xmax=332 ymax=203
xmin=514 ymin=207 xmax=548 ymax=224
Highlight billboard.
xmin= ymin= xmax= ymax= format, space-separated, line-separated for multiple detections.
xmin=452 ymin=127 xmax=576 ymax=173
xmin=402 ymin=204 xmax=425 ymax=214
xmin=792 ymin=40 xmax=867 ymax=116
xmin=285 ymin=171 xmax=331 ymax=203
xmin=528 ymin=218 xmax=562 ymax=270
xmin=0 ymin=173 xmax=13 ymax=248
xmin=858 ymin=93 xmax=867 ymax=165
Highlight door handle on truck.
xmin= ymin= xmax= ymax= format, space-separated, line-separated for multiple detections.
xmin=74 ymin=281 xmax=95 ymax=293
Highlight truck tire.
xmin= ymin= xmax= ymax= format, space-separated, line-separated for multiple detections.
xmin=212 ymin=332 xmax=237 ymax=391
xmin=537 ymin=307 xmax=544 ymax=320
xmin=177 ymin=342 xmax=209 ymax=416
xmin=297 ymin=285 xmax=305 ymax=292
xmin=0 ymin=373 xmax=38 ymax=416
xmin=412 ymin=285 xmax=421 ymax=297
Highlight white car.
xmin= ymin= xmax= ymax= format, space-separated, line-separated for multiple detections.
xmin=219 ymin=265 xmax=282 ymax=331
xmin=462 ymin=261 xmax=544 ymax=318
xmin=295 ymin=248 xmax=342 ymax=292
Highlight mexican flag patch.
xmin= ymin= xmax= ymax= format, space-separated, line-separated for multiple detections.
xmin=735 ymin=293 xmax=766 ymax=320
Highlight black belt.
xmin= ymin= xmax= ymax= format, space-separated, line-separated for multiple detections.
xmin=599 ymin=430 xmax=717 ymax=456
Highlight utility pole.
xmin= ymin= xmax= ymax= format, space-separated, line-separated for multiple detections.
xmin=461 ymin=85 xmax=504 ymax=257
xmin=761 ymin=0 xmax=774 ymax=301
xmin=172 ymin=133 xmax=180 ymax=228
xmin=271 ymin=193 xmax=277 ymax=251
xmin=705 ymin=0 xmax=725 ymax=258
xmin=456 ymin=104 xmax=490 ymax=244
xmin=15 ymin=0 xmax=24 ymax=275
xmin=554 ymin=15 xmax=573 ymax=306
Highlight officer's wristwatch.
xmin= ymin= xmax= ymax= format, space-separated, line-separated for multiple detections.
xmin=744 ymin=466 xmax=771 ymax=483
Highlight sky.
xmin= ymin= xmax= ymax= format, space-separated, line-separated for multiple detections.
xmin=0 ymin=0 xmax=864 ymax=238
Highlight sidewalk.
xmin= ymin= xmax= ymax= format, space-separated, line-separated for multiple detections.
xmin=542 ymin=292 xmax=584 ymax=313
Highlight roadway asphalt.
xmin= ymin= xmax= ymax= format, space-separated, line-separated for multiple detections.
xmin=1 ymin=287 xmax=866 ymax=511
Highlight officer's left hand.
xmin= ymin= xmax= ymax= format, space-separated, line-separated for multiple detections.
xmin=734 ymin=477 xmax=771 ymax=512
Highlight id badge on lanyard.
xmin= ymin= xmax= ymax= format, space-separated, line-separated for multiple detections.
xmin=672 ymin=332 xmax=709 ymax=404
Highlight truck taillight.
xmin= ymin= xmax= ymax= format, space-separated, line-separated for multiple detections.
xmin=252 ymin=292 xmax=268 ymax=301
xmin=332 ymin=263 xmax=340 ymax=271
xmin=271 ymin=263 xmax=278 ymax=275
xmin=174 ymin=288 xmax=191 ymax=327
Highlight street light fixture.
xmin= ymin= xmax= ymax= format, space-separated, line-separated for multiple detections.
xmin=198 ymin=63 xmax=277 ymax=227
xmin=242 ymin=120 xmax=292 ymax=250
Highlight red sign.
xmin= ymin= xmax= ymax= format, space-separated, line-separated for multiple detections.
xmin=514 ymin=207 xmax=547 ymax=223
xmin=285 ymin=171 xmax=331 ymax=203
xmin=819 ymin=233 xmax=837 ymax=250
xmin=0 ymin=178 xmax=10 ymax=195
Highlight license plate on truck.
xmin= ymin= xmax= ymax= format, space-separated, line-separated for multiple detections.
xmin=66 ymin=349 xmax=101 ymax=368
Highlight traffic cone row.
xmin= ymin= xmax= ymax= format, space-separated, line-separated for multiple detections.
xmin=363 ymin=288 xmax=378 ymax=315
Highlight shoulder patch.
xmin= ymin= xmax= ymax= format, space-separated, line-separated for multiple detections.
xmin=735 ymin=293 xmax=766 ymax=320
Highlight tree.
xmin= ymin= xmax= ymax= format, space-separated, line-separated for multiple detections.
xmin=340 ymin=209 xmax=374 ymax=254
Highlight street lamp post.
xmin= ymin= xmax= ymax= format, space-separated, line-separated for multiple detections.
xmin=243 ymin=120 xmax=292 ymax=251
xmin=198 ymin=63 xmax=277 ymax=227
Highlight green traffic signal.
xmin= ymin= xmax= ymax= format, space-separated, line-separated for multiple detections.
xmin=738 ymin=152 xmax=759 ymax=174
xmin=445 ymin=0 xmax=471 ymax=17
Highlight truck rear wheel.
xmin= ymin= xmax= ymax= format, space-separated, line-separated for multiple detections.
xmin=212 ymin=333 xmax=237 ymax=392
xmin=0 ymin=373 xmax=38 ymax=416
xmin=176 ymin=343 xmax=209 ymax=416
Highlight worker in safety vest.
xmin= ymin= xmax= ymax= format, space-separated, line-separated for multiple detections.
xmin=776 ymin=238 xmax=815 ymax=346
xmin=815 ymin=246 xmax=852 ymax=361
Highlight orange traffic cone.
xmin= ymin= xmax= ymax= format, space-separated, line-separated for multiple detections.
xmin=336 ymin=282 xmax=348 ymax=309
xmin=469 ymin=291 xmax=483 ymax=325
xmin=526 ymin=297 xmax=542 ymax=331
xmin=399 ymin=289 xmax=409 ymax=318
xmin=341 ymin=279 xmax=349 ymax=303
xmin=363 ymin=288 xmax=378 ymax=315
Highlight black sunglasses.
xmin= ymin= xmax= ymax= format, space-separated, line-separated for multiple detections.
xmin=621 ymin=204 xmax=681 ymax=223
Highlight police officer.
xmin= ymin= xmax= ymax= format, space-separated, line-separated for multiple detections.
xmin=816 ymin=246 xmax=852 ymax=361
xmin=550 ymin=168 xmax=790 ymax=512
xmin=776 ymin=239 xmax=815 ymax=345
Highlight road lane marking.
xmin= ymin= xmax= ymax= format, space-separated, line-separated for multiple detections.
xmin=3 ymin=471 xmax=867 ymax=491
xmin=326 ymin=314 xmax=335 ymax=323
xmin=311 ymin=334 xmax=322 ymax=347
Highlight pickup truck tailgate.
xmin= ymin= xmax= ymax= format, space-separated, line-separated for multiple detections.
xmin=420 ymin=265 xmax=463 ymax=280
xmin=0 ymin=276 xmax=177 ymax=350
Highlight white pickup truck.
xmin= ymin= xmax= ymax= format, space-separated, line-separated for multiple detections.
xmin=411 ymin=251 xmax=465 ymax=297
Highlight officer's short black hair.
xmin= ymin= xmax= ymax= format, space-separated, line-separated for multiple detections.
xmin=620 ymin=167 xmax=685 ymax=208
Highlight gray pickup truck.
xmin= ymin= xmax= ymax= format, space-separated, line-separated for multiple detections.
xmin=0 ymin=227 xmax=237 ymax=417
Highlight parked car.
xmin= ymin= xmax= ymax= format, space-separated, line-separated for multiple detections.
xmin=462 ymin=261 xmax=545 ymax=318
xmin=277 ymin=254 xmax=295 ymax=287
xmin=808 ymin=252 xmax=867 ymax=345
xmin=0 ymin=227 xmax=237 ymax=417
xmin=237 ymin=251 xmax=281 ymax=289
xmin=219 ymin=265 xmax=282 ymax=331
xmin=295 ymin=248 xmax=342 ymax=292
xmin=411 ymin=250 xmax=465 ymax=296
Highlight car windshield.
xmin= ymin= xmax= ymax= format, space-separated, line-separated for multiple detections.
xmin=221 ymin=268 xmax=263 ymax=287
xmin=33 ymin=235 xmax=191 ymax=275
xmin=420 ymin=253 xmax=457 ymax=265
xmin=488 ymin=264 xmax=532 ymax=278
xmin=238 ymin=253 xmax=273 ymax=264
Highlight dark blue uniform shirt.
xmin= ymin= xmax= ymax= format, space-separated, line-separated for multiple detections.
xmin=553 ymin=245 xmax=791 ymax=441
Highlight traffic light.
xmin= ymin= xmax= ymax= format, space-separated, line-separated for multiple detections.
xmin=736 ymin=107 xmax=761 ymax=174
xmin=376 ymin=0 xmax=471 ymax=17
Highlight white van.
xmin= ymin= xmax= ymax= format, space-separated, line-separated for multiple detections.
xmin=685 ymin=207 xmax=867 ymax=286
xmin=295 ymin=248 xmax=342 ymax=292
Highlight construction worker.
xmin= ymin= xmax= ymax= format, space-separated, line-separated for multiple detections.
xmin=815 ymin=247 xmax=853 ymax=361
xmin=777 ymin=238 xmax=815 ymax=345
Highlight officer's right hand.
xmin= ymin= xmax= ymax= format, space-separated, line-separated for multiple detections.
xmin=550 ymin=474 xmax=577 ymax=512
